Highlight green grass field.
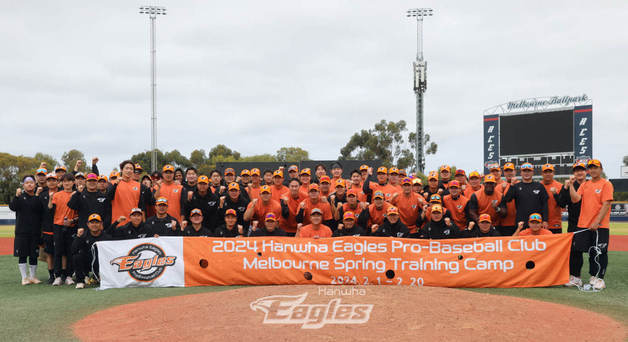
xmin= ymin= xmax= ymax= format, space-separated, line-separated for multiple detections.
xmin=0 ymin=225 xmax=627 ymax=341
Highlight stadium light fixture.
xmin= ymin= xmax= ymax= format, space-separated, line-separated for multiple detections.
xmin=406 ymin=8 xmax=433 ymax=174
xmin=139 ymin=5 xmax=167 ymax=173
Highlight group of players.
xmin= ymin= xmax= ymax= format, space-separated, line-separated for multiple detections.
xmin=10 ymin=157 xmax=613 ymax=290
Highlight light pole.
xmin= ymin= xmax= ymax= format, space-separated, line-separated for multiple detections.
xmin=139 ymin=5 xmax=166 ymax=172
xmin=406 ymin=8 xmax=433 ymax=174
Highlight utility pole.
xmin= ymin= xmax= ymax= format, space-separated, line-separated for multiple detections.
xmin=406 ymin=8 xmax=433 ymax=174
xmin=139 ymin=5 xmax=167 ymax=172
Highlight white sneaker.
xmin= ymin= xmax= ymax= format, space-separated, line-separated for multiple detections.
xmin=52 ymin=277 xmax=63 ymax=286
xmin=64 ymin=277 xmax=75 ymax=285
xmin=75 ymin=282 xmax=85 ymax=289
xmin=589 ymin=276 xmax=599 ymax=284
xmin=29 ymin=277 xmax=42 ymax=284
xmin=21 ymin=278 xmax=31 ymax=285
xmin=564 ymin=275 xmax=582 ymax=287
xmin=591 ymin=277 xmax=606 ymax=290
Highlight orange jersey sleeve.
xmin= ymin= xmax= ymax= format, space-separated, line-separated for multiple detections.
xmin=112 ymin=180 xmax=142 ymax=225
xmin=52 ymin=191 xmax=77 ymax=226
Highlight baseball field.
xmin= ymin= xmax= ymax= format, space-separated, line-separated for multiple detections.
xmin=1 ymin=224 xmax=627 ymax=341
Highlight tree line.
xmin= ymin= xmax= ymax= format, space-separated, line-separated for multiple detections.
xmin=0 ymin=119 xmax=436 ymax=204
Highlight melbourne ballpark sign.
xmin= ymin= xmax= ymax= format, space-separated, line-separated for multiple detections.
xmin=97 ymin=235 xmax=571 ymax=289
xmin=506 ymin=94 xmax=589 ymax=111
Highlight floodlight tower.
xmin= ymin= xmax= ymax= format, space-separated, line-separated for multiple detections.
xmin=139 ymin=5 xmax=166 ymax=172
xmin=406 ymin=8 xmax=433 ymax=174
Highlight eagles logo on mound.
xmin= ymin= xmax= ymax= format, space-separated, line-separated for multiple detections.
xmin=110 ymin=243 xmax=176 ymax=282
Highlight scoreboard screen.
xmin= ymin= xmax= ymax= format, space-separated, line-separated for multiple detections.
xmin=499 ymin=109 xmax=573 ymax=156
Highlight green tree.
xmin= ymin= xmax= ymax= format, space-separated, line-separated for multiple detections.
xmin=0 ymin=153 xmax=40 ymax=203
xmin=130 ymin=149 xmax=167 ymax=172
xmin=61 ymin=149 xmax=86 ymax=172
xmin=339 ymin=119 xmax=437 ymax=171
xmin=209 ymin=144 xmax=241 ymax=164
xmin=190 ymin=149 xmax=208 ymax=167
xmin=276 ymin=147 xmax=309 ymax=162
xmin=163 ymin=150 xmax=192 ymax=169
xmin=33 ymin=152 xmax=58 ymax=172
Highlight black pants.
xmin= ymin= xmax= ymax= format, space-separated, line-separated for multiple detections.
xmin=549 ymin=228 xmax=562 ymax=234
xmin=497 ymin=226 xmax=516 ymax=236
xmin=569 ymin=227 xmax=609 ymax=279
xmin=53 ymin=225 xmax=75 ymax=278
xmin=14 ymin=234 xmax=39 ymax=265
xmin=73 ymin=247 xmax=99 ymax=281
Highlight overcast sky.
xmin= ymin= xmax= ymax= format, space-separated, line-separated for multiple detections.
xmin=2 ymin=1 xmax=626 ymax=177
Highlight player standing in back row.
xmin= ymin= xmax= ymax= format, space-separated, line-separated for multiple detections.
xmin=567 ymin=159 xmax=613 ymax=290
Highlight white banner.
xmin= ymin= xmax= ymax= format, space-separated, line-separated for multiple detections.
xmin=97 ymin=237 xmax=185 ymax=290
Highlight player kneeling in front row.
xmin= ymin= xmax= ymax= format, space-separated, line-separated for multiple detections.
xmin=182 ymin=209 xmax=212 ymax=237
xmin=463 ymin=214 xmax=500 ymax=238
xmin=296 ymin=208 xmax=333 ymax=238
xmin=108 ymin=208 xmax=150 ymax=240
xmin=513 ymin=213 xmax=552 ymax=236
xmin=371 ymin=206 xmax=409 ymax=238
xmin=72 ymin=214 xmax=111 ymax=289
xmin=250 ymin=213 xmax=287 ymax=237
xmin=214 ymin=209 xmax=244 ymax=237
xmin=333 ymin=211 xmax=366 ymax=236
xmin=414 ymin=204 xmax=459 ymax=239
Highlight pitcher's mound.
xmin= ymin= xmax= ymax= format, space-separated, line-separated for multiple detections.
xmin=74 ymin=285 xmax=625 ymax=342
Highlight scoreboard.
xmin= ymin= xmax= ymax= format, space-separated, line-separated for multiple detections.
xmin=483 ymin=95 xmax=593 ymax=176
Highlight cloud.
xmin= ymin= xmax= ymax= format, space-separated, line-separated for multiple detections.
xmin=0 ymin=0 xmax=626 ymax=176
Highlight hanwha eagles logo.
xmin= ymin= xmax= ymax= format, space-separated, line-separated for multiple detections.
xmin=110 ymin=243 xmax=176 ymax=282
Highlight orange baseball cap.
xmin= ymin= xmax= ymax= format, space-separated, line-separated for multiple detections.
xmin=572 ymin=161 xmax=586 ymax=170
xmin=308 ymin=183 xmax=319 ymax=192
xmin=389 ymin=167 xmax=399 ymax=175
xmin=489 ymin=163 xmax=501 ymax=171
xmin=401 ymin=177 xmax=412 ymax=185
xmin=587 ymin=159 xmax=602 ymax=168
xmin=541 ymin=164 xmax=555 ymax=172
xmin=288 ymin=165 xmax=299 ymax=173
xmin=319 ymin=176 xmax=331 ymax=184
xmin=448 ymin=180 xmax=460 ymax=188
xmin=431 ymin=204 xmax=443 ymax=213
xmin=373 ymin=191 xmax=385 ymax=200
xmin=55 ymin=166 xmax=67 ymax=172
xmin=528 ymin=213 xmax=542 ymax=223
xmin=88 ymin=213 xmax=102 ymax=222
xmin=387 ymin=206 xmax=399 ymax=216
xmin=250 ymin=168 xmax=261 ymax=176
xmin=130 ymin=208 xmax=143 ymax=215
xmin=98 ymin=175 xmax=108 ymax=182
xmin=134 ymin=163 xmax=143 ymax=171
xmin=359 ymin=165 xmax=369 ymax=171
xmin=479 ymin=213 xmax=492 ymax=223
xmin=300 ymin=168 xmax=311 ymax=176
xmin=335 ymin=179 xmax=346 ymax=188
xmin=454 ymin=169 xmax=466 ymax=176
xmin=264 ymin=213 xmax=277 ymax=222
xmin=86 ymin=173 xmax=98 ymax=181
xmin=36 ymin=168 xmax=47 ymax=175
xmin=190 ymin=208 xmax=203 ymax=216
xmin=228 ymin=182 xmax=240 ymax=191
xmin=273 ymin=170 xmax=283 ymax=178
xmin=429 ymin=194 xmax=442 ymax=203
xmin=343 ymin=211 xmax=356 ymax=220
xmin=484 ymin=175 xmax=496 ymax=183
xmin=399 ymin=169 xmax=407 ymax=176
xmin=240 ymin=169 xmax=250 ymax=176
xmin=347 ymin=189 xmax=358 ymax=197
xmin=224 ymin=168 xmax=235 ymax=176
xmin=46 ymin=173 xmax=57 ymax=180
xmin=428 ymin=171 xmax=438 ymax=181
xmin=439 ymin=165 xmax=451 ymax=172
xmin=260 ymin=185 xmax=271 ymax=194
xmin=197 ymin=175 xmax=209 ymax=184
xmin=412 ymin=178 xmax=423 ymax=185
xmin=376 ymin=166 xmax=388 ymax=174
xmin=109 ymin=171 xmax=119 ymax=179
xmin=225 ymin=209 xmax=237 ymax=217
xmin=503 ymin=162 xmax=515 ymax=171
xmin=162 ymin=164 xmax=175 ymax=172
xmin=469 ymin=171 xmax=481 ymax=179
xmin=156 ymin=197 xmax=168 ymax=205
